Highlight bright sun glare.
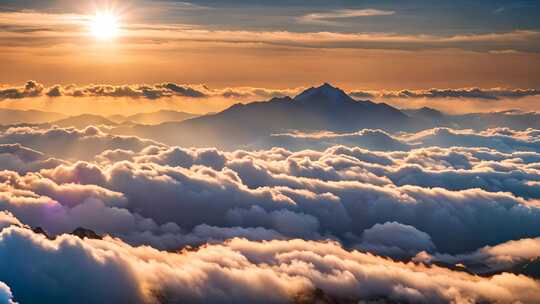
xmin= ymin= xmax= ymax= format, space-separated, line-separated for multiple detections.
xmin=90 ymin=12 xmax=120 ymax=40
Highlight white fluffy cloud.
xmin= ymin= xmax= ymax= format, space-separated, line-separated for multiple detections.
xmin=0 ymin=126 xmax=536 ymax=254
xmin=0 ymin=125 xmax=539 ymax=302
xmin=268 ymin=127 xmax=540 ymax=153
xmin=1 ymin=226 xmax=539 ymax=304
xmin=356 ymin=222 xmax=436 ymax=258
xmin=32 ymin=146 xmax=540 ymax=254
xmin=416 ymin=237 xmax=540 ymax=275
xmin=0 ymin=281 xmax=16 ymax=304
xmin=0 ymin=144 xmax=65 ymax=173
xmin=0 ymin=126 xmax=160 ymax=160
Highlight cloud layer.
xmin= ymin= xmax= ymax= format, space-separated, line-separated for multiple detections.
xmin=2 ymin=81 xmax=539 ymax=103
xmin=0 ymin=81 xmax=299 ymax=102
xmin=0 ymin=124 xmax=539 ymax=302
xmin=0 ymin=225 xmax=539 ymax=304
xmin=351 ymin=87 xmax=540 ymax=100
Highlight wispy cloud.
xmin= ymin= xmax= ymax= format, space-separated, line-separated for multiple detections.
xmin=1 ymin=11 xmax=538 ymax=53
xmin=493 ymin=6 xmax=505 ymax=14
xmin=297 ymin=9 xmax=395 ymax=25
xmin=0 ymin=11 xmax=538 ymax=53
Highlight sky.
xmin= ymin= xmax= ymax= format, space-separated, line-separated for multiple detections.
xmin=0 ymin=0 xmax=539 ymax=115
xmin=0 ymin=0 xmax=539 ymax=90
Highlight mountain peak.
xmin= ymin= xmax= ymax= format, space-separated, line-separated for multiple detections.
xmin=294 ymin=83 xmax=353 ymax=104
xmin=320 ymin=82 xmax=335 ymax=89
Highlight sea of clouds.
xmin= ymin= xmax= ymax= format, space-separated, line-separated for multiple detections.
xmin=0 ymin=125 xmax=539 ymax=303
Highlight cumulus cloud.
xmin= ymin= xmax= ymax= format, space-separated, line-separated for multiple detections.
xmin=232 ymin=144 xmax=540 ymax=199
xmin=0 ymin=211 xmax=24 ymax=231
xmin=43 ymin=83 xmax=207 ymax=100
xmin=0 ymin=126 xmax=537 ymax=254
xmin=0 ymin=168 xmax=212 ymax=251
xmin=0 ymin=126 xmax=160 ymax=160
xmin=2 ymin=82 xmax=540 ymax=105
xmin=0 ymin=81 xmax=299 ymax=101
xmin=133 ymin=146 xmax=227 ymax=170
xmin=0 ymin=144 xmax=66 ymax=173
xmin=0 ymin=124 xmax=539 ymax=301
xmin=0 ymin=227 xmax=143 ymax=303
xmin=0 ymin=81 xmax=43 ymax=100
xmin=7 ymin=127 xmax=535 ymax=253
xmin=350 ymin=87 xmax=540 ymax=100
xmin=356 ymin=222 xmax=436 ymax=258
xmin=1 ymin=226 xmax=539 ymax=304
xmin=266 ymin=129 xmax=410 ymax=151
xmin=35 ymin=150 xmax=540 ymax=253
xmin=403 ymin=128 xmax=540 ymax=153
xmin=269 ymin=127 xmax=540 ymax=153
xmin=415 ymin=237 xmax=540 ymax=275
xmin=0 ymin=281 xmax=16 ymax=304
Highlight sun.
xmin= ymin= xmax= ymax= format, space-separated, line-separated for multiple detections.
xmin=89 ymin=11 xmax=120 ymax=40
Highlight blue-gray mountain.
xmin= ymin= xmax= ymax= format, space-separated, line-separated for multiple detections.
xmin=111 ymin=84 xmax=540 ymax=148
xmin=2 ymin=84 xmax=539 ymax=149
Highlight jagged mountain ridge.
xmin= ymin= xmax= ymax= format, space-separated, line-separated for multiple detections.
xmin=108 ymin=110 xmax=199 ymax=125
xmin=0 ymin=109 xmax=67 ymax=125
xmin=52 ymin=114 xmax=118 ymax=129
xmin=117 ymin=83 xmax=422 ymax=148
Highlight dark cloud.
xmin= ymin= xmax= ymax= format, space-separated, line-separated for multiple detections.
xmin=0 ymin=81 xmax=43 ymax=100
xmin=67 ymin=83 xmax=208 ymax=99
xmin=350 ymin=88 xmax=540 ymax=100
xmin=0 ymin=81 xmax=301 ymax=101
xmin=162 ymin=83 xmax=207 ymax=98
xmin=2 ymin=82 xmax=540 ymax=103
xmin=45 ymin=85 xmax=62 ymax=97
xmin=1 ymin=82 xmax=209 ymax=100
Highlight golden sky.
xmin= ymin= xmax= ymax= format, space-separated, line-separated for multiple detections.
xmin=1 ymin=1 xmax=539 ymax=114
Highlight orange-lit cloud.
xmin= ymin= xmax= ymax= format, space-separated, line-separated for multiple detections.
xmin=1 ymin=11 xmax=539 ymax=90
xmin=297 ymin=8 xmax=396 ymax=26
xmin=1 ymin=81 xmax=540 ymax=116
xmin=1 ymin=11 xmax=539 ymax=51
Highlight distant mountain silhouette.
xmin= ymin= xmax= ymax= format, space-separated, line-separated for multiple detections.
xmin=114 ymin=83 xmax=424 ymax=148
xmin=53 ymin=114 xmax=117 ymax=129
xmin=6 ymin=84 xmax=538 ymax=150
xmin=403 ymin=107 xmax=445 ymax=121
xmin=403 ymin=107 xmax=456 ymax=128
xmin=108 ymin=110 xmax=199 ymax=125
xmin=0 ymin=109 xmax=66 ymax=125
xmin=451 ymin=111 xmax=540 ymax=130
xmin=404 ymin=107 xmax=540 ymax=130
